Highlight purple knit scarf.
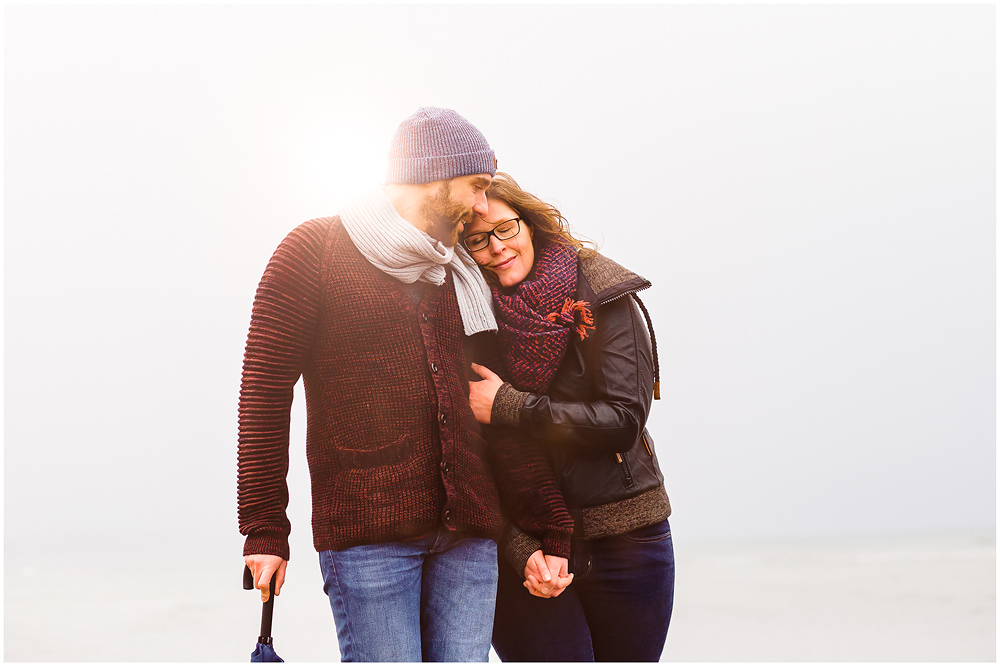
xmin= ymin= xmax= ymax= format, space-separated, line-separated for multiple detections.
xmin=493 ymin=242 xmax=595 ymax=393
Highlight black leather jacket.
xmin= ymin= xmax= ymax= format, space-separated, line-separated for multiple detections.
xmin=492 ymin=252 xmax=671 ymax=546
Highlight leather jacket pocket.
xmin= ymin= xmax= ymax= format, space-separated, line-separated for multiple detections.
xmin=614 ymin=451 xmax=636 ymax=491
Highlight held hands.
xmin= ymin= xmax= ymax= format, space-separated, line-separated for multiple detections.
xmin=245 ymin=554 xmax=287 ymax=603
xmin=468 ymin=363 xmax=503 ymax=424
xmin=523 ymin=550 xmax=573 ymax=599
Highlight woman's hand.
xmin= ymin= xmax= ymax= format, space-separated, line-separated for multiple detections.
xmin=468 ymin=363 xmax=503 ymax=424
xmin=523 ymin=550 xmax=573 ymax=598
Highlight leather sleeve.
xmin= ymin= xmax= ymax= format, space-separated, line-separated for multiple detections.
xmin=494 ymin=295 xmax=654 ymax=457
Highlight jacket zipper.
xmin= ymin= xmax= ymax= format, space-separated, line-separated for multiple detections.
xmin=615 ymin=452 xmax=634 ymax=486
xmin=642 ymin=434 xmax=652 ymax=456
xmin=597 ymin=282 xmax=651 ymax=308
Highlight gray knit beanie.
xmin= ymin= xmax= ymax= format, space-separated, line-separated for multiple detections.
xmin=386 ymin=107 xmax=497 ymax=184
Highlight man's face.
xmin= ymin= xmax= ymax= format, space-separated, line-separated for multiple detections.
xmin=420 ymin=174 xmax=492 ymax=246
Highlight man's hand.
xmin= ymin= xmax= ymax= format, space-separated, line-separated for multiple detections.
xmin=469 ymin=363 xmax=504 ymax=424
xmin=523 ymin=550 xmax=573 ymax=598
xmin=245 ymin=554 xmax=287 ymax=603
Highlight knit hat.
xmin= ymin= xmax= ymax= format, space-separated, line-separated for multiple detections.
xmin=386 ymin=107 xmax=497 ymax=184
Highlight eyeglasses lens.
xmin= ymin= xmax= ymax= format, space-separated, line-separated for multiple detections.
xmin=464 ymin=218 xmax=520 ymax=252
xmin=466 ymin=236 xmax=489 ymax=252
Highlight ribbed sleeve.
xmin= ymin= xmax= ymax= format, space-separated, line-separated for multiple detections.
xmin=238 ymin=218 xmax=330 ymax=561
xmin=466 ymin=333 xmax=573 ymax=560
xmin=485 ymin=422 xmax=573 ymax=559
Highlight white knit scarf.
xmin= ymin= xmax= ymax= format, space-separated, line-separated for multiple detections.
xmin=339 ymin=188 xmax=497 ymax=335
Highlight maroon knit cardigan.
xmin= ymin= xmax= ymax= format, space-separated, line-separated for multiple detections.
xmin=238 ymin=217 xmax=573 ymax=561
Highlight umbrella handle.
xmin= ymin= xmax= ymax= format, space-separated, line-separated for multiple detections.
xmin=259 ymin=571 xmax=277 ymax=643
xmin=243 ymin=565 xmax=277 ymax=644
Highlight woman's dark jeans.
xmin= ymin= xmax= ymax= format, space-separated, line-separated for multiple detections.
xmin=492 ymin=518 xmax=674 ymax=662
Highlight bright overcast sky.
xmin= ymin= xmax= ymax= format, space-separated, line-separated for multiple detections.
xmin=5 ymin=4 xmax=995 ymax=569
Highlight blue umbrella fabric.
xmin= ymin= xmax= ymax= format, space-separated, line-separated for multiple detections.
xmin=251 ymin=642 xmax=283 ymax=663
xmin=244 ymin=565 xmax=284 ymax=662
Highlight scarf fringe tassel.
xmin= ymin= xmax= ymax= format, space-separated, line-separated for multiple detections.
xmin=547 ymin=298 xmax=596 ymax=341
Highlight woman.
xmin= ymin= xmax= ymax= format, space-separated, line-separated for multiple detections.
xmin=463 ymin=173 xmax=674 ymax=662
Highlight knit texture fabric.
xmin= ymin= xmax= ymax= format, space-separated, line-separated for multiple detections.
xmin=386 ymin=107 xmax=497 ymax=184
xmin=237 ymin=217 xmax=571 ymax=561
xmin=238 ymin=217 xmax=498 ymax=559
xmin=493 ymin=243 xmax=592 ymax=393
xmin=575 ymin=485 xmax=672 ymax=540
xmin=339 ymin=188 xmax=496 ymax=335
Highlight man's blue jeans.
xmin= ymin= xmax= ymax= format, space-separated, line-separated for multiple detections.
xmin=318 ymin=527 xmax=498 ymax=662
xmin=492 ymin=518 xmax=674 ymax=662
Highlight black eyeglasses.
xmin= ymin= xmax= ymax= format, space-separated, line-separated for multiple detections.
xmin=462 ymin=218 xmax=522 ymax=252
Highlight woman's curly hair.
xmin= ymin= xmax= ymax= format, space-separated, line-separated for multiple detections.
xmin=485 ymin=172 xmax=597 ymax=260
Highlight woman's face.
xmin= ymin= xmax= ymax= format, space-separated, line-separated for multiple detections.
xmin=464 ymin=199 xmax=535 ymax=288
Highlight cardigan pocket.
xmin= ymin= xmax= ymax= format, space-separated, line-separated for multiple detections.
xmin=336 ymin=433 xmax=413 ymax=469
xmin=333 ymin=434 xmax=439 ymax=518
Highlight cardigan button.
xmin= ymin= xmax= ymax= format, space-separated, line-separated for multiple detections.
xmin=443 ymin=509 xmax=452 ymax=524
xmin=421 ymin=313 xmax=429 ymax=323
xmin=430 ymin=362 xmax=439 ymax=373
xmin=438 ymin=412 xmax=447 ymax=425
xmin=440 ymin=461 xmax=451 ymax=475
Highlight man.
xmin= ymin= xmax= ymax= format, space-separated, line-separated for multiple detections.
xmin=237 ymin=107 xmax=573 ymax=662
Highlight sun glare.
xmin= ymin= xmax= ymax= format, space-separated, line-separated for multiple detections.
xmin=307 ymin=124 xmax=388 ymax=210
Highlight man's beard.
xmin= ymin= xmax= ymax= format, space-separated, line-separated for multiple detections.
xmin=420 ymin=181 xmax=472 ymax=247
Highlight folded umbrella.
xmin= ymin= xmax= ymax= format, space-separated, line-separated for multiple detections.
xmin=243 ymin=565 xmax=284 ymax=662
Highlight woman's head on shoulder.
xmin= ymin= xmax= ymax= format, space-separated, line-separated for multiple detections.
xmin=461 ymin=173 xmax=596 ymax=288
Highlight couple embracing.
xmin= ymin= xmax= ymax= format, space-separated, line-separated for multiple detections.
xmin=237 ymin=107 xmax=674 ymax=662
